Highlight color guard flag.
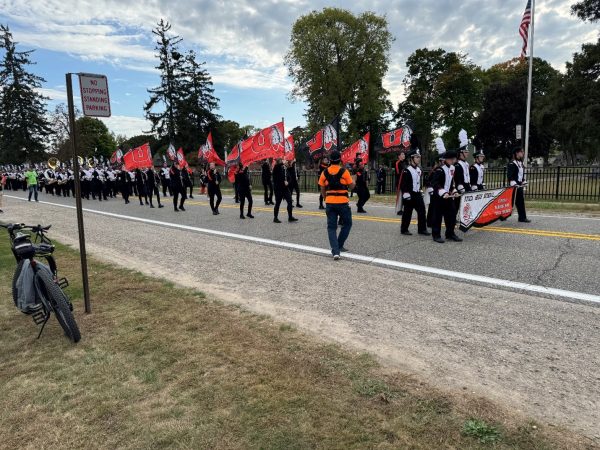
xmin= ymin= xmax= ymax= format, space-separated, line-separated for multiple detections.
xmin=198 ymin=132 xmax=225 ymax=166
xmin=305 ymin=117 xmax=339 ymax=161
xmin=381 ymin=126 xmax=412 ymax=150
xmin=284 ymin=135 xmax=295 ymax=161
xmin=341 ymin=132 xmax=370 ymax=165
xmin=459 ymin=187 xmax=516 ymax=231
xmin=167 ymin=143 xmax=177 ymax=161
xmin=249 ymin=121 xmax=285 ymax=164
xmin=176 ymin=147 xmax=188 ymax=168
xmin=123 ymin=143 xmax=153 ymax=170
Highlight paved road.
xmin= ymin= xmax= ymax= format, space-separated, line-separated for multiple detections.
xmin=1 ymin=193 xmax=599 ymax=442
xmin=4 ymin=190 xmax=599 ymax=298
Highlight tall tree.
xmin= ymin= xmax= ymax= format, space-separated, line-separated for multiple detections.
xmin=285 ymin=8 xmax=393 ymax=142
xmin=571 ymin=0 xmax=600 ymax=22
xmin=0 ymin=24 xmax=51 ymax=164
xmin=176 ymin=50 xmax=219 ymax=150
xmin=144 ymin=19 xmax=184 ymax=143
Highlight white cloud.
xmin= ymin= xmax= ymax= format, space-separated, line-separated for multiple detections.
xmin=99 ymin=115 xmax=152 ymax=138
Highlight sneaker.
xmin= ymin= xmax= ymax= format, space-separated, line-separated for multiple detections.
xmin=288 ymin=217 xmax=298 ymax=222
xmin=340 ymin=247 xmax=349 ymax=252
xmin=273 ymin=218 xmax=282 ymax=223
xmin=333 ymin=254 xmax=341 ymax=261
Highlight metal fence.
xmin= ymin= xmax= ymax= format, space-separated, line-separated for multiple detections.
xmin=195 ymin=165 xmax=600 ymax=202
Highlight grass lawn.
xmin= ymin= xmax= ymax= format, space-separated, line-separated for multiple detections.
xmin=0 ymin=231 xmax=591 ymax=449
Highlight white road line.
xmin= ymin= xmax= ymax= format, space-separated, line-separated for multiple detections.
xmin=5 ymin=195 xmax=600 ymax=305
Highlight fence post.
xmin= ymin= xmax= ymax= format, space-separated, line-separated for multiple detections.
xmin=555 ymin=166 xmax=561 ymax=200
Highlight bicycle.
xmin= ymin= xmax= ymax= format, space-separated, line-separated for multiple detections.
xmin=1 ymin=223 xmax=81 ymax=343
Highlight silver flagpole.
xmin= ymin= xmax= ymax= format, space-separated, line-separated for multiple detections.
xmin=523 ymin=0 xmax=535 ymax=167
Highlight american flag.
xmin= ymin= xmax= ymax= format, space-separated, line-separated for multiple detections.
xmin=519 ymin=0 xmax=532 ymax=58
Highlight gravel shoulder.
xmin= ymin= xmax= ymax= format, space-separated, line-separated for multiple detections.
xmin=2 ymin=197 xmax=600 ymax=442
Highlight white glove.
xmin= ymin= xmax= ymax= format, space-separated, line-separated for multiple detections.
xmin=510 ymin=181 xmax=517 ymax=187
xmin=402 ymin=193 xmax=411 ymax=200
xmin=471 ymin=186 xmax=478 ymax=191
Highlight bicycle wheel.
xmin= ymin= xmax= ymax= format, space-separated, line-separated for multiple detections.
xmin=35 ymin=269 xmax=81 ymax=343
xmin=12 ymin=260 xmax=24 ymax=307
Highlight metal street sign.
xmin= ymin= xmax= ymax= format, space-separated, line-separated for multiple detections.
xmin=78 ymin=73 xmax=111 ymax=117
xmin=516 ymin=125 xmax=523 ymax=140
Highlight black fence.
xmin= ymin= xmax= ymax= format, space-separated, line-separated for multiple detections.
xmin=195 ymin=165 xmax=600 ymax=202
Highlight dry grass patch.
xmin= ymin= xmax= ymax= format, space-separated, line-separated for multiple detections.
xmin=0 ymin=231 xmax=594 ymax=449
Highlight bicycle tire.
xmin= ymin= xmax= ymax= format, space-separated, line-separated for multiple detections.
xmin=35 ymin=269 xmax=81 ymax=343
xmin=12 ymin=260 xmax=24 ymax=307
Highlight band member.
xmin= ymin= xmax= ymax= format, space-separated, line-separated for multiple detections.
xmin=145 ymin=167 xmax=164 ymax=208
xmin=507 ymin=147 xmax=530 ymax=223
xmin=135 ymin=168 xmax=148 ymax=206
xmin=170 ymin=162 xmax=187 ymax=211
xmin=184 ymin=166 xmax=194 ymax=199
xmin=394 ymin=151 xmax=406 ymax=192
xmin=318 ymin=150 xmax=355 ymax=259
xmin=43 ymin=166 xmax=55 ymax=195
xmin=400 ymin=149 xmax=430 ymax=236
xmin=376 ymin=165 xmax=386 ymax=194
xmin=207 ymin=162 xmax=222 ymax=215
xmin=118 ymin=168 xmax=130 ymax=204
xmin=261 ymin=159 xmax=274 ymax=205
xmin=235 ymin=162 xmax=254 ymax=219
xmin=318 ymin=156 xmax=329 ymax=209
xmin=199 ymin=168 xmax=207 ymax=195
xmin=288 ymin=159 xmax=303 ymax=208
xmin=272 ymin=158 xmax=298 ymax=223
xmin=160 ymin=163 xmax=172 ymax=197
xmin=430 ymin=138 xmax=462 ymax=243
xmin=353 ymin=159 xmax=370 ymax=213
xmin=469 ymin=144 xmax=486 ymax=190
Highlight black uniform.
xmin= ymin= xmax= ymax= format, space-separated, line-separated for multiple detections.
xmin=170 ymin=165 xmax=187 ymax=211
xmin=235 ymin=167 xmax=253 ymax=218
xmin=469 ymin=163 xmax=485 ymax=191
xmin=135 ymin=169 xmax=148 ymax=205
xmin=376 ymin=167 xmax=387 ymax=194
xmin=400 ymin=165 xmax=427 ymax=234
xmin=430 ymin=163 xmax=459 ymax=240
xmin=261 ymin=161 xmax=273 ymax=205
xmin=354 ymin=166 xmax=370 ymax=212
xmin=145 ymin=168 xmax=163 ymax=208
xmin=507 ymin=159 xmax=528 ymax=221
xmin=182 ymin=168 xmax=194 ymax=199
xmin=207 ymin=168 xmax=222 ymax=214
xmin=288 ymin=161 xmax=302 ymax=207
xmin=119 ymin=170 xmax=130 ymax=204
xmin=453 ymin=159 xmax=472 ymax=210
xmin=272 ymin=162 xmax=294 ymax=221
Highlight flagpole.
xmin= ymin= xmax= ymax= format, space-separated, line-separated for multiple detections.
xmin=523 ymin=0 xmax=535 ymax=167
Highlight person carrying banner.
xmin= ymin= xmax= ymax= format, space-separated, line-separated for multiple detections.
xmin=207 ymin=162 xmax=222 ymax=215
xmin=319 ymin=150 xmax=355 ymax=260
xmin=317 ymin=156 xmax=329 ymax=209
xmin=353 ymin=159 xmax=370 ymax=213
xmin=261 ymin=159 xmax=274 ymax=205
xmin=118 ymin=168 xmax=130 ymax=204
xmin=507 ymin=147 xmax=530 ymax=223
xmin=469 ymin=145 xmax=486 ymax=191
xmin=134 ymin=168 xmax=148 ymax=206
xmin=235 ymin=162 xmax=254 ymax=219
xmin=288 ymin=159 xmax=303 ymax=208
xmin=430 ymin=140 xmax=462 ymax=244
xmin=170 ymin=162 xmax=187 ymax=212
xmin=400 ymin=149 xmax=430 ymax=236
xmin=145 ymin=167 xmax=164 ymax=208
xmin=272 ymin=159 xmax=298 ymax=223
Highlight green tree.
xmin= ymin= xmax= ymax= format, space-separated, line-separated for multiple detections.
xmin=571 ymin=0 xmax=600 ymax=22
xmin=211 ymin=120 xmax=248 ymax=159
xmin=0 ymin=24 xmax=51 ymax=164
xmin=285 ymin=8 xmax=393 ymax=141
xmin=74 ymin=117 xmax=116 ymax=159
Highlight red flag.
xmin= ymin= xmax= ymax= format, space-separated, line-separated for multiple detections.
xmin=247 ymin=121 xmax=285 ymax=165
xmin=110 ymin=149 xmax=123 ymax=165
xmin=226 ymin=139 xmax=250 ymax=182
xmin=382 ymin=127 xmax=412 ymax=150
xmin=198 ymin=132 xmax=225 ymax=166
xmin=341 ymin=132 xmax=370 ymax=166
xmin=123 ymin=143 xmax=153 ymax=171
xmin=284 ymin=135 xmax=295 ymax=161
xmin=176 ymin=147 xmax=188 ymax=168
xmin=305 ymin=117 xmax=339 ymax=161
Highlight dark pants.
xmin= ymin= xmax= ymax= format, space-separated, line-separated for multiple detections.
xmin=239 ymin=190 xmax=253 ymax=216
xmin=274 ymin=189 xmax=293 ymax=219
xmin=148 ymin=184 xmax=161 ymax=207
xmin=263 ymin=181 xmax=273 ymax=203
xmin=28 ymin=185 xmax=38 ymax=201
xmin=376 ymin=181 xmax=385 ymax=194
xmin=208 ymin=186 xmax=222 ymax=212
xmin=162 ymin=180 xmax=171 ymax=197
xmin=173 ymin=187 xmax=186 ymax=209
xmin=356 ymin=186 xmax=370 ymax=210
xmin=401 ymin=194 xmax=427 ymax=233
xmin=430 ymin=196 xmax=456 ymax=239
xmin=326 ymin=203 xmax=352 ymax=256
xmin=137 ymin=185 xmax=147 ymax=205
xmin=515 ymin=186 xmax=527 ymax=221
xmin=289 ymin=183 xmax=301 ymax=205
xmin=319 ymin=193 xmax=325 ymax=208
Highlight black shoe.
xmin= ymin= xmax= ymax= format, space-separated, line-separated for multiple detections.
xmin=418 ymin=231 xmax=431 ymax=236
xmin=240 ymin=215 xmax=245 ymax=219
xmin=149 ymin=205 xmax=155 ymax=208
xmin=274 ymin=218 xmax=282 ymax=223
xmin=158 ymin=204 xmax=164 ymax=208
xmin=145 ymin=201 xmax=149 ymax=205
xmin=216 ymin=210 xmax=220 ymax=215
xmin=289 ymin=217 xmax=298 ymax=222
xmin=340 ymin=247 xmax=349 ymax=252
xmin=213 ymin=211 xmax=218 ymax=215
xmin=190 ymin=195 xmax=194 ymax=199
xmin=179 ymin=206 xmax=186 ymax=211
xmin=401 ymin=231 xmax=412 ymax=236
xmin=319 ymin=205 xmax=325 ymax=210
xmin=296 ymin=204 xmax=303 ymax=208
xmin=519 ymin=218 xmax=531 ymax=223
xmin=139 ymin=202 xmax=144 ymax=206
xmin=447 ymin=234 xmax=463 ymax=242
xmin=357 ymin=209 xmax=367 ymax=214
xmin=174 ymin=208 xmax=179 ymax=212
xmin=247 ymin=214 xmax=254 ymax=219
xmin=396 ymin=211 xmax=402 ymax=216
xmin=433 ymin=237 xmax=445 ymax=243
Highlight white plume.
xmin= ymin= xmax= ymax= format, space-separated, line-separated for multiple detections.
xmin=434 ymin=137 xmax=446 ymax=155
xmin=459 ymin=129 xmax=469 ymax=148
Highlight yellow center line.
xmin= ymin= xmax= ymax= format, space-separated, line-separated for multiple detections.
xmin=185 ymin=201 xmax=600 ymax=241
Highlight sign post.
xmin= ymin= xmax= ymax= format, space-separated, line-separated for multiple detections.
xmin=66 ymin=72 xmax=111 ymax=314
xmin=516 ymin=125 xmax=523 ymax=141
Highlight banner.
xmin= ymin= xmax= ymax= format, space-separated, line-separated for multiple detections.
xmin=305 ymin=116 xmax=339 ymax=161
xmin=110 ymin=149 xmax=123 ymax=165
xmin=341 ymin=132 xmax=370 ymax=166
xmin=167 ymin=143 xmax=176 ymax=161
xmin=198 ymin=132 xmax=225 ymax=166
xmin=248 ymin=121 xmax=285 ymax=165
xmin=284 ymin=135 xmax=295 ymax=161
xmin=458 ymin=187 xmax=516 ymax=232
xmin=123 ymin=143 xmax=153 ymax=171
xmin=176 ymin=147 xmax=188 ymax=168
xmin=380 ymin=125 xmax=412 ymax=154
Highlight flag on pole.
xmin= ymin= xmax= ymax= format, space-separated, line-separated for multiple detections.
xmin=304 ymin=117 xmax=339 ymax=161
xmin=249 ymin=121 xmax=285 ymax=164
xmin=341 ymin=132 xmax=370 ymax=165
xmin=198 ymin=132 xmax=225 ymax=166
xmin=167 ymin=143 xmax=177 ymax=161
xmin=176 ymin=147 xmax=188 ymax=168
xmin=284 ymin=135 xmax=295 ymax=161
xmin=123 ymin=143 xmax=153 ymax=170
xmin=519 ymin=0 xmax=532 ymax=58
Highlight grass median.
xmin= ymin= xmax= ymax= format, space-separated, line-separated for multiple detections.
xmin=0 ymin=231 xmax=592 ymax=449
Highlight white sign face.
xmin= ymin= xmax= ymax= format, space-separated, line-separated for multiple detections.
xmin=79 ymin=73 xmax=111 ymax=117
xmin=516 ymin=125 xmax=522 ymax=140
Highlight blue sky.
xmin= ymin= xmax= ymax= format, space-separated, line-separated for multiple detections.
xmin=0 ymin=0 xmax=597 ymax=138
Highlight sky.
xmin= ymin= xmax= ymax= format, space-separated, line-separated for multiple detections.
xmin=0 ymin=0 xmax=597 ymax=139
